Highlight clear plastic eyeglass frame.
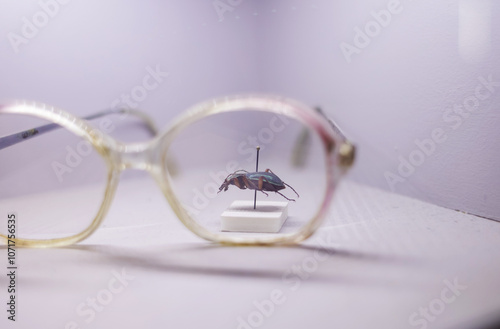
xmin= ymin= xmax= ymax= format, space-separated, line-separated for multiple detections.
xmin=0 ymin=95 xmax=355 ymax=247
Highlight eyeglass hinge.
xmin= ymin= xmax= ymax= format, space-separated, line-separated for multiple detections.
xmin=339 ymin=142 xmax=355 ymax=168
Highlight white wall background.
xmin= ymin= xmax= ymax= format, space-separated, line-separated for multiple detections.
xmin=253 ymin=0 xmax=500 ymax=221
xmin=0 ymin=1 xmax=260 ymax=122
xmin=0 ymin=0 xmax=498 ymax=220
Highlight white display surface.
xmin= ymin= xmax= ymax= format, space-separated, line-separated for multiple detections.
xmin=221 ymin=200 xmax=288 ymax=233
xmin=1 ymin=177 xmax=500 ymax=329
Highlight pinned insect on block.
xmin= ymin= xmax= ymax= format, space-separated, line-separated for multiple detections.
xmin=217 ymin=169 xmax=300 ymax=202
xmin=218 ymin=147 xmax=299 ymax=233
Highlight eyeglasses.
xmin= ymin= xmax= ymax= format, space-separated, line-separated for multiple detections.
xmin=0 ymin=95 xmax=355 ymax=247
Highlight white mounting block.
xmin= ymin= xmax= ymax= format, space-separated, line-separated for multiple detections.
xmin=221 ymin=200 xmax=288 ymax=233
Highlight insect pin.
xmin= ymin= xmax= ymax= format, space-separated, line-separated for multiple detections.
xmin=217 ymin=169 xmax=300 ymax=202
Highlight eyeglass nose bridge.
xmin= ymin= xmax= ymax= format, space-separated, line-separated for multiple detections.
xmin=115 ymin=140 xmax=159 ymax=172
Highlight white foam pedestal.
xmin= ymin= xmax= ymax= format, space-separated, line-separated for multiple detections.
xmin=220 ymin=200 xmax=288 ymax=233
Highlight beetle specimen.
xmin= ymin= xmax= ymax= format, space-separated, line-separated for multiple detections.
xmin=218 ymin=169 xmax=300 ymax=201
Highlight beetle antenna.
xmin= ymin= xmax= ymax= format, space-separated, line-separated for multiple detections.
xmin=283 ymin=182 xmax=300 ymax=198
xmin=221 ymin=170 xmax=246 ymax=184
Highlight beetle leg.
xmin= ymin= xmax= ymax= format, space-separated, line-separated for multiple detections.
xmin=283 ymin=182 xmax=300 ymax=198
xmin=258 ymin=176 xmax=264 ymax=190
xmin=265 ymin=168 xmax=274 ymax=174
xmin=259 ymin=176 xmax=276 ymax=198
xmin=233 ymin=176 xmax=245 ymax=189
xmin=275 ymin=191 xmax=296 ymax=202
xmin=261 ymin=176 xmax=277 ymax=192
xmin=261 ymin=176 xmax=298 ymax=201
xmin=240 ymin=175 xmax=255 ymax=190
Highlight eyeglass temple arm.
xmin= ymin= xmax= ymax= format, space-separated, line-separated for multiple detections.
xmin=313 ymin=107 xmax=349 ymax=143
xmin=292 ymin=107 xmax=356 ymax=168
xmin=316 ymin=107 xmax=356 ymax=168
xmin=0 ymin=108 xmax=158 ymax=151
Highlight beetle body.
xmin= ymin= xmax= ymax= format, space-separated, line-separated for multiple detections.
xmin=218 ymin=169 xmax=299 ymax=201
